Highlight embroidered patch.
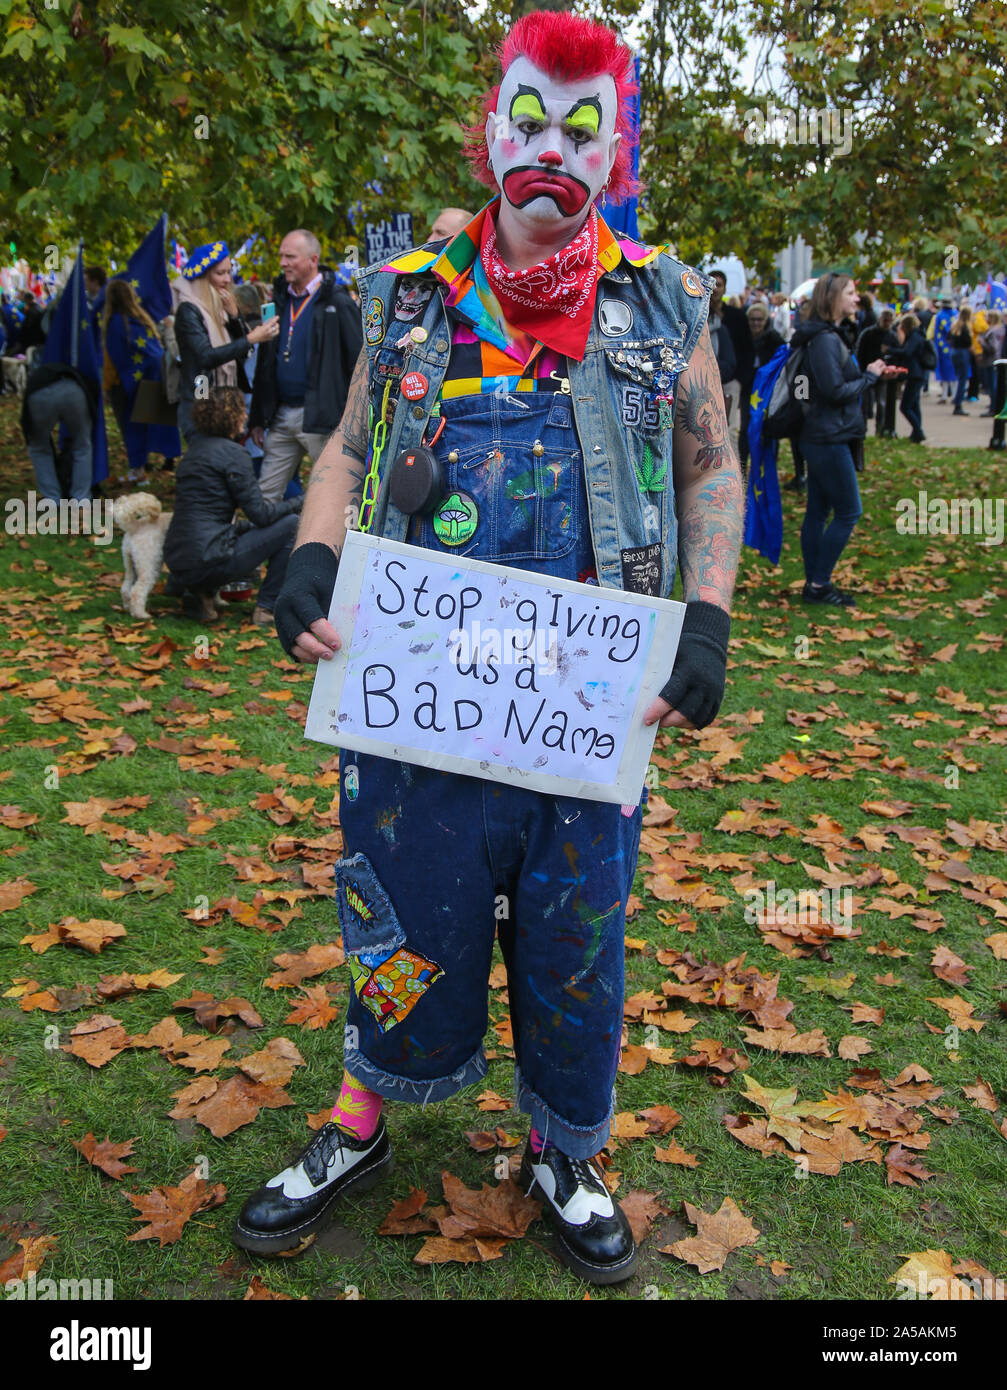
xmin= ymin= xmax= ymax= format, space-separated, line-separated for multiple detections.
xmin=334 ymin=852 xmax=405 ymax=955
xmin=393 ymin=276 xmax=434 ymax=323
xmin=620 ymin=542 xmax=662 ymax=596
xmin=365 ymin=296 xmax=385 ymax=345
xmin=350 ymin=947 xmax=444 ymax=1032
xmin=432 ymin=491 xmax=479 ymax=547
xmin=344 ymin=764 xmax=359 ymax=801
xmin=681 ymin=269 xmax=705 ymax=297
xmin=635 ymin=442 xmax=668 ymax=496
xmin=620 ymin=383 xmax=664 ymax=430
xmin=598 ymin=298 xmax=634 ymax=336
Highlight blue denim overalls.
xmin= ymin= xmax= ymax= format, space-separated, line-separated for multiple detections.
xmin=337 ymin=381 xmax=646 ymax=1156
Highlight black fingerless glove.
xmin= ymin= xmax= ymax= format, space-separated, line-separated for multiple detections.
xmin=659 ymin=601 xmax=731 ymax=730
xmin=273 ymin=542 xmax=339 ymax=657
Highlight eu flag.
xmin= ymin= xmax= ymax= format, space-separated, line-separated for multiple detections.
xmin=123 ymin=214 xmax=172 ymax=323
xmin=744 ymin=343 xmax=788 ymax=565
xmin=41 ymin=244 xmax=109 ymax=485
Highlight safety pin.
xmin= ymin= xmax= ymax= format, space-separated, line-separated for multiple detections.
xmin=549 ymin=372 xmax=571 ymax=395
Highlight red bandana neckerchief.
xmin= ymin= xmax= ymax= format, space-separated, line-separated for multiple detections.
xmin=481 ymin=205 xmax=600 ymax=363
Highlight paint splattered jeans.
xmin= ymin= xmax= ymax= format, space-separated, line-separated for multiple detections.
xmin=334 ymin=387 xmax=642 ymax=1156
xmin=337 ymin=752 xmax=643 ymax=1157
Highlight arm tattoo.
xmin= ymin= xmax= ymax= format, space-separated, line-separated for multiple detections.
xmin=675 ymin=327 xmax=732 ymax=472
xmin=677 ymin=473 xmax=745 ymax=607
xmin=340 ymin=346 xmax=370 ymax=459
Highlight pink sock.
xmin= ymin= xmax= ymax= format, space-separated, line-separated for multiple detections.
xmin=331 ymin=1070 xmax=383 ymax=1140
xmin=529 ymin=1126 xmax=551 ymax=1155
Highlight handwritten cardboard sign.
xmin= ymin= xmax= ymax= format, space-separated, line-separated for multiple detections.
xmin=304 ymin=532 xmax=685 ymax=803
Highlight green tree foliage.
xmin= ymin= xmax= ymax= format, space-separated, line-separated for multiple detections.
xmin=0 ymin=0 xmax=492 ymax=261
xmin=0 ymin=0 xmax=1003 ymax=279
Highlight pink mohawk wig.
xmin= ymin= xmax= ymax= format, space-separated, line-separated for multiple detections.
xmin=461 ymin=10 xmax=640 ymax=206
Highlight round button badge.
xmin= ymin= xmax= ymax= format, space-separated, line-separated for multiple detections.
xmin=401 ymin=371 xmax=428 ymax=401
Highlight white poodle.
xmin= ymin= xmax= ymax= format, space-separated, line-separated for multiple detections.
xmin=113 ymin=493 xmax=173 ymax=620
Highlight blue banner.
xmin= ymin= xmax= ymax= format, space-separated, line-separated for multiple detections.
xmin=744 ymin=344 xmax=787 ymax=565
xmin=123 ymin=214 xmax=172 ymax=322
xmin=599 ymin=54 xmax=640 ymax=241
xmin=42 ymin=245 xmax=109 ymax=484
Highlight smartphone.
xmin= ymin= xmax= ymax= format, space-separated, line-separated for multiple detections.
xmin=261 ymin=302 xmax=276 ymax=321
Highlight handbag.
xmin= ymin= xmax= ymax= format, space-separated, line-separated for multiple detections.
xmin=131 ymin=378 xmax=178 ymax=427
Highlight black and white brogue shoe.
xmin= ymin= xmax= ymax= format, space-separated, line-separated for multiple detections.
xmin=233 ymin=1120 xmax=392 ymax=1255
xmin=519 ymin=1142 xmax=637 ymax=1284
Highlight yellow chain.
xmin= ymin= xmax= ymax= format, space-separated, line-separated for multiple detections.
xmin=357 ymin=379 xmax=393 ymax=534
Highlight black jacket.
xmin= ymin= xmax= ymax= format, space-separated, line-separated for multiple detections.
xmin=249 ymin=268 xmax=362 ymax=435
xmin=721 ymin=302 xmax=756 ymax=388
xmin=21 ymin=363 xmax=100 ymax=442
xmin=753 ymin=327 xmax=785 ymax=368
xmin=174 ymin=301 xmax=252 ymax=402
xmin=163 ymin=434 xmax=301 ymax=577
xmin=885 ymin=329 xmax=928 ymax=382
xmin=855 ymin=324 xmax=898 ymax=370
xmin=791 ymin=317 xmax=880 ymax=444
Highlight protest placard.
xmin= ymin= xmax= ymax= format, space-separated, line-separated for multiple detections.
xmin=304 ymin=532 xmax=685 ymax=803
xmin=364 ymin=214 xmax=414 ymax=267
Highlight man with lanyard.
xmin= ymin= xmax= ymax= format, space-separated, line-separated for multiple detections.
xmin=250 ymin=229 xmax=362 ymax=503
xmin=235 ymin=10 xmax=744 ymax=1284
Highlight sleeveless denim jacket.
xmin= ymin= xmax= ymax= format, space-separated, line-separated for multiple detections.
xmin=355 ymin=221 xmax=712 ymax=600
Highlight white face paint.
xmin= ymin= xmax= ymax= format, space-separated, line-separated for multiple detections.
xmin=485 ymin=56 xmax=621 ymax=233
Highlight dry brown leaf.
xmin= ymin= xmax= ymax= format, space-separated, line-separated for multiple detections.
xmin=654 ymin=1139 xmax=699 ymax=1167
xmin=849 ymin=1001 xmax=885 ymax=1026
xmin=984 ymin=932 xmax=1007 ymax=960
xmin=413 ymin=1235 xmax=506 ymax=1264
xmin=930 ymin=945 xmax=973 ymax=987
xmin=71 ymin=1133 xmax=139 ymax=1180
xmin=474 ymin=1090 xmax=511 ymax=1112
xmin=126 ymin=1171 xmax=227 ymax=1246
xmin=838 ymin=1035 xmax=874 ymax=1062
xmin=284 ymin=984 xmax=339 ymax=1031
xmin=619 ymin=1190 xmax=667 ymax=1243
xmin=378 ymin=1188 xmax=436 ymax=1236
xmin=926 ymin=995 xmax=984 ymax=1032
xmin=244 ymin=1276 xmax=299 ymax=1300
xmin=885 ymin=1143 xmax=936 ymax=1188
xmin=661 ymin=1197 xmax=759 ymax=1273
xmin=174 ymin=991 xmax=263 ymax=1032
xmin=437 ymin=1173 xmax=540 ymax=1241
xmin=62 ymin=1014 xmax=133 ymax=1068
xmin=0 ymin=1233 xmax=58 ymax=1284
xmin=740 ymin=1024 xmax=830 ymax=1056
xmin=264 ymin=942 xmax=345 ymax=989
xmin=169 ymin=1074 xmax=292 ymax=1138
xmin=962 ymin=1078 xmax=998 ymax=1113
xmin=235 ymin=1037 xmax=305 ymax=1088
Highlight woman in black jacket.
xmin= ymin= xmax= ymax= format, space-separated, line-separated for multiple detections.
xmin=172 ymin=242 xmax=278 ymax=442
xmin=884 ymin=313 xmax=928 ymax=442
xmin=163 ymin=387 xmax=301 ymax=625
xmin=789 ymin=274 xmax=886 ymax=608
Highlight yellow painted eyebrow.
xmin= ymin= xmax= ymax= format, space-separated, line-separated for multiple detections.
xmin=510 ymin=89 xmax=547 ymax=123
xmin=565 ymin=101 xmax=601 ymax=133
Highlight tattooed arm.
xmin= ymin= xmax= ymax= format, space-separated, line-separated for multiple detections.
xmin=643 ymin=323 xmax=745 ymax=730
xmin=670 ymin=323 xmax=745 ymax=609
xmin=293 ymin=345 xmax=369 ymax=563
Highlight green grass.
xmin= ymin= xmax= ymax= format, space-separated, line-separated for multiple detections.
xmin=0 ymin=402 xmax=1005 ymax=1301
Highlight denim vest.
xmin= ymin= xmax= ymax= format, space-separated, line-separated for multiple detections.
xmin=355 ymin=237 xmax=712 ymax=600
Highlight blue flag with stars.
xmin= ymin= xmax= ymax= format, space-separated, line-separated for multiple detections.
xmin=41 ymin=244 xmax=109 ymax=485
xmin=124 ymin=213 xmax=172 ymax=323
xmin=744 ymin=343 xmax=787 ymax=565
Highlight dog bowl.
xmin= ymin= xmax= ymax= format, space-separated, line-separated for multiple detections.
xmin=217 ymin=580 xmax=254 ymax=602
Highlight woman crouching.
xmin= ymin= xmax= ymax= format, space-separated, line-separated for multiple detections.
xmin=164 ymin=387 xmax=302 ymax=625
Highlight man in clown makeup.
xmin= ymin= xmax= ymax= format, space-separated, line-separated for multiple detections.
xmin=236 ymin=10 xmax=744 ymax=1285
